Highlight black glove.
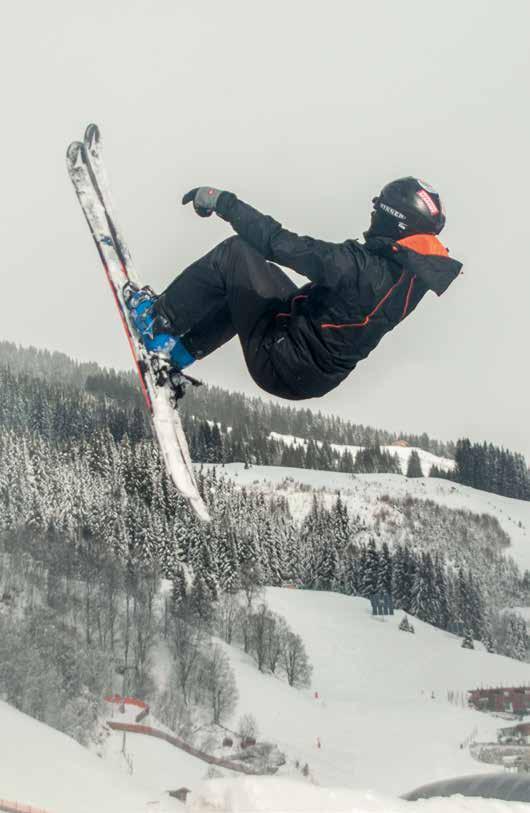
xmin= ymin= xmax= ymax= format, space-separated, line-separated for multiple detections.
xmin=182 ymin=186 xmax=223 ymax=218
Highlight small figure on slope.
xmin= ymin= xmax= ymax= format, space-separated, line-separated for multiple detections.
xmin=126 ymin=178 xmax=462 ymax=401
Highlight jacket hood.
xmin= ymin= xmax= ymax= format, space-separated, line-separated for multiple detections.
xmin=363 ymin=234 xmax=462 ymax=296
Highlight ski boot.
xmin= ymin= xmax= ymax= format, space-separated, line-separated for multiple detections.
xmin=123 ymin=282 xmax=201 ymax=406
xmin=123 ymin=282 xmax=195 ymax=369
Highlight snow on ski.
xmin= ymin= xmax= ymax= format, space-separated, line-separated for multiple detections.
xmin=66 ymin=130 xmax=210 ymax=522
xmin=83 ymin=123 xmax=134 ymax=270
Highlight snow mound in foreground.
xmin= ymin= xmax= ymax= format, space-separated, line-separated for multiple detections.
xmin=0 ymin=699 xmax=155 ymax=813
xmin=190 ymin=776 xmax=530 ymax=812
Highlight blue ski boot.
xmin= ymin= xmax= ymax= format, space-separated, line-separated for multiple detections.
xmin=123 ymin=283 xmax=195 ymax=370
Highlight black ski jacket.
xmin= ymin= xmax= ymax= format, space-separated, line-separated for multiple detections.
xmin=216 ymin=193 xmax=462 ymax=400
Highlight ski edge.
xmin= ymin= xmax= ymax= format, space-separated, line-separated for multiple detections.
xmin=66 ymin=136 xmax=211 ymax=522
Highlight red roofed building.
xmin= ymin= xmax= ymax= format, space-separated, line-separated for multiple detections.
xmin=469 ymin=686 xmax=530 ymax=715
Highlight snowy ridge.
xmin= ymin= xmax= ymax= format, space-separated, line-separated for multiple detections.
xmin=214 ymin=464 xmax=530 ymax=573
xmin=269 ymin=432 xmax=455 ymax=475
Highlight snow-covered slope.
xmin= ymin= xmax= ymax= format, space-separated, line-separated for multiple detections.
xmin=101 ymin=706 xmax=214 ymax=795
xmin=190 ymin=775 xmax=530 ymax=812
xmin=269 ymin=432 xmax=455 ymax=475
xmin=220 ymin=588 xmax=530 ymax=799
xmin=99 ymin=697 xmax=234 ymax=793
xmin=4 ymin=588 xmax=530 ymax=812
xmin=214 ymin=464 xmax=530 ymax=573
xmin=0 ymin=699 xmax=181 ymax=813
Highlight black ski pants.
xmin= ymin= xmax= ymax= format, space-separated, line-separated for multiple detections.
xmin=156 ymin=236 xmax=299 ymax=397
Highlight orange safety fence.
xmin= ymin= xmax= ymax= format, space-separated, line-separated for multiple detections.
xmin=108 ymin=722 xmax=266 ymax=775
xmin=104 ymin=695 xmax=148 ymax=709
xmin=104 ymin=695 xmax=150 ymax=723
xmin=0 ymin=800 xmax=53 ymax=813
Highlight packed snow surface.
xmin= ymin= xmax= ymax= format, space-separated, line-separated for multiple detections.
xmin=100 ymin=698 xmax=211 ymax=793
xmin=190 ymin=776 xmax=530 ymax=812
xmin=213 ymin=464 xmax=530 ymax=573
xmin=0 ymin=699 xmax=180 ymax=812
xmin=218 ymin=589 xmax=530 ymax=798
xmin=3 ymin=589 xmax=530 ymax=811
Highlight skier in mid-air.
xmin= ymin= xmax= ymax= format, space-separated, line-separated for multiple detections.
xmin=126 ymin=177 xmax=462 ymax=401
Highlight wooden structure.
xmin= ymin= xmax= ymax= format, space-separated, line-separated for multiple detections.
xmin=469 ymin=687 xmax=530 ymax=715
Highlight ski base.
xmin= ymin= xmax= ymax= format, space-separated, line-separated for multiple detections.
xmin=66 ymin=126 xmax=210 ymax=522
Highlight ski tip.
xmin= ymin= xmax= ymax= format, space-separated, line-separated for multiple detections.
xmin=84 ymin=123 xmax=101 ymax=151
xmin=66 ymin=141 xmax=85 ymax=166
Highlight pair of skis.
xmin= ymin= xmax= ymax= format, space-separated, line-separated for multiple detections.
xmin=66 ymin=124 xmax=210 ymax=522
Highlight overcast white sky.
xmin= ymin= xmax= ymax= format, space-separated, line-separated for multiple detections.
xmin=1 ymin=0 xmax=529 ymax=457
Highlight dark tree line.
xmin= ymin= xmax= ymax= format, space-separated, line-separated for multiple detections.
xmin=431 ymin=438 xmax=530 ymax=501
xmin=178 ymin=382 xmax=454 ymax=457
xmin=1 ymin=356 xmax=527 ymax=626
xmin=182 ymin=415 xmax=403 ymax=476
xmin=0 ymin=360 xmax=414 ymax=477
xmin=0 ymin=340 xmax=454 ymax=456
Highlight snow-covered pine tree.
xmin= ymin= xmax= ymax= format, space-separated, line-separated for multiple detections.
xmin=392 ymin=544 xmax=416 ymax=612
xmin=410 ymin=551 xmax=438 ymax=626
xmin=466 ymin=572 xmax=486 ymax=642
xmin=433 ymin=552 xmax=450 ymax=630
xmin=300 ymin=496 xmax=327 ymax=588
xmin=330 ymin=494 xmax=351 ymax=552
xmin=406 ymin=450 xmax=424 ymax=478
xmin=361 ymin=538 xmax=380 ymax=598
xmin=217 ymin=526 xmax=241 ymax=593
xmin=281 ymin=523 xmax=302 ymax=584
xmin=377 ymin=541 xmax=393 ymax=596
xmin=315 ymin=539 xmax=339 ymax=591
xmin=260 ymin=516 xmax=284 ymax=586
xmin=349 ymin=545 xmax=366 ymax=596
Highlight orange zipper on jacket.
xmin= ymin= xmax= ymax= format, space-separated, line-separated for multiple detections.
xmin=321 ymin=233 xmax=448 ymax=329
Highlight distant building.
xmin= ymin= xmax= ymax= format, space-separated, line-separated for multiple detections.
xmin=391 ymin=440 xmax=409 ymax=448
xmin=469 ymin=686 xmax=530 ymax=715
xmin=498 ymin=723 xmax=530 ymax=744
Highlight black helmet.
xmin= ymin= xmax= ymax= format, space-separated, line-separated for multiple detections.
xmin=367 ymin=176 xmax=446 ymax=240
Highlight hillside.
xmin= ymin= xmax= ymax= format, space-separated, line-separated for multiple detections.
xmin=100 ymin=699 xmax=223 ymax=797
xmin=270 ymin=431 xmax=455 ymax=475
xmin=3 ymin=342 xmax=530 ymax=810
xmin=4 ymin=589 xmax=530 ymax=811
xmin=215 ymin=464 xmax=530 ymax=575
xmin=0 ymin=340 xmax=454 ymax=456
xmin=217 ymin=588 xmax=530 ymax=796
xmin=0 ymin=700 xmax=177 ymax=812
